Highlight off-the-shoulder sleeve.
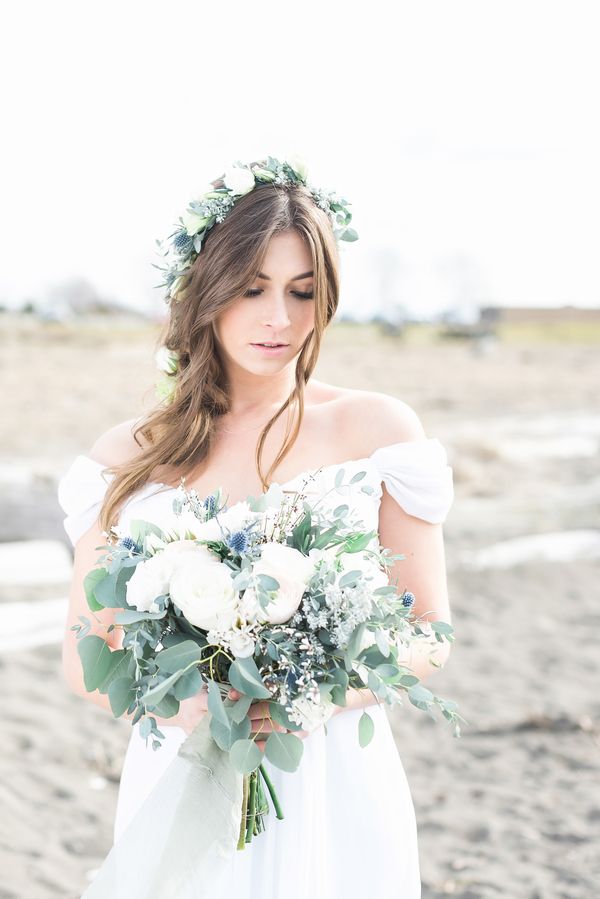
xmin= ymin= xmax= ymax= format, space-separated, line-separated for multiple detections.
xmin=57 ymin=455 xmax=115 ymax=547
xmin=370 ymin=437 xmax=454 ymax=523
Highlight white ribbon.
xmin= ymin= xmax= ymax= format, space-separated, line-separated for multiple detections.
xmin=81 ymin=714 xmax=244 ymax=898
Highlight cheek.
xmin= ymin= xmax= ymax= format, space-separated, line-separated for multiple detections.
xmin=299 ymin=303 xmax=316 ymax=331
xmin=215 ymin=304 xmax=248 ymax=342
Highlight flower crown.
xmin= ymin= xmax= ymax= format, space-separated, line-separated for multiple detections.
xmin=153 ymin=154 xmax=358 ymax=403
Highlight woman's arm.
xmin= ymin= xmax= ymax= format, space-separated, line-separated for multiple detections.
xmin=331 ymin=393 xmax=454 ymax=717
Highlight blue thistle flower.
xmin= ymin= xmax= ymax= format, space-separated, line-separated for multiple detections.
xmin=227 ymin=529 xmax=249 ymax=555
xmin=119 ymin=536 xmax=141 ymax=553
xmin=173 ymin=230 xmax=193 ymax=255
xmin=402 ymin=591 xmax=415 ymax=608
xmin=203 ymin=494 xmax=217 ymax=517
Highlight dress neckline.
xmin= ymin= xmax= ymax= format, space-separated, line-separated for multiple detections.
xmin=76 ymin=436 xmax=440 ymax=505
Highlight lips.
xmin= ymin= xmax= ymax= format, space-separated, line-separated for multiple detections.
xmin=251 ymin=342 xmax=288 ymax=347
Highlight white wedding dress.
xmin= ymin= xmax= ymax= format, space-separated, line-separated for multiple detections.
xmin=57 ymin=437 xmax=454 ymax=899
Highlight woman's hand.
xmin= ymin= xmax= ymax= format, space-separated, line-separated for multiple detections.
xmin=227 ymin=688 xmax=309 ymax=750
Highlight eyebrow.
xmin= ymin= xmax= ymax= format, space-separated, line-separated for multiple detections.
xmin=257 ymin=270 xmax=314 ymax=281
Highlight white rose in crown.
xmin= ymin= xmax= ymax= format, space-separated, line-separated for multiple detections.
xmin=287 ymin=154 xmax=309 ymax=181
xmin=222 ymin=165 xmax=255 ymax=196
xmin=288 ymin=693 xmax=336 ymax=733
xmin=250 ymin=542 xmax=315 ymax=624
xmin=169 ymin=549 xmax=238 ymax=630
xmin=154 ymin=346 xmax=179 ymax=374
xmin=181 ymin=209 xmax=209 ymax=237
xmin=126 ymin=539 xmax=199 ymax=613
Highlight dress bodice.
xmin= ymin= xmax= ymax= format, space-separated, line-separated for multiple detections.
xmin=57 ymin=437 xmax=454 ymax=547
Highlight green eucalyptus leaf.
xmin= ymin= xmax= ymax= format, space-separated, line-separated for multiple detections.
xmin=228 ymin=657 xmax=271 ymax=699
xmin=156 ymin=640 xmax=204 ymax=673
xmin=257 ymin=573 xmax=280 ymax=591
xmin=83 ymin=568 xmax=108 ymax=612
xmin=407 ymin=683 xmax=434 ymax=710
xmin=115 ymin=609 xmax=166 ymax=625
xmin=267 ymin=701 xmax=299 ymax=731
xmin=98 ymin=649 xmax=131 ymax=694
xmin=207 ymin=679 xmax=229 ymax=728
xmin=173 ymin=668 xmax=204 ymax=700
xmin=345 ymin=621 xmax=366 ymax=659
xmin=142 ymin=669 xmax=184 ymax=705
xmin=376 ymin=663 xmax=400 ymax=680
xmin=338 ymin=569 xmax=363 ymax=589
xmin=210 ymin=713 xmax=251 ymax=752
xmin=226 ymin=692 xmax=253 ymax=724
xmin=77 ymin=635 xmax=113 ymax=692
xmin=94 ymin=566 xmax=135 ymax=608
xmin=229 ymin=738 xmax=263 ymax=774
xmin=128 ymin=519 xmax=167 ymax=546
xmin=375 ymin=629 xmax=391 ymax=657
xmin=342 ymin=531 xmax=378 ymax=553
xmin=431 ymin=621 xmax=454 ymax=638
xmin=147 ymin=692 xmax=180 ymax=718
xmin=367 ymin=669 xmax=380 ymax=691
xmin=358 ymin=710 xmax=375 ymax=747
xmin=264 ymin=731 xmax=304 ymax=772
xmin=108 ymin=676 xmax=136 ymax=717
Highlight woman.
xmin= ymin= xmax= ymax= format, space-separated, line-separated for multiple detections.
xmin=58 ymin=156 xmax=454 ymax=898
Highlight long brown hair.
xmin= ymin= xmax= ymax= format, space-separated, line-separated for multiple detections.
xmin=98 ymin=169 xmax=341 ymax=534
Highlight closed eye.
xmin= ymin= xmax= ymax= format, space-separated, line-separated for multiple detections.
xmin=244 ymin=289 xmax=314 ymax=301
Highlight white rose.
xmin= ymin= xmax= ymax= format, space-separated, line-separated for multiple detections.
xmin=125 ymin=539 xmax=198 ymax=612
xmin=154 ymin=346 xmax=179 ymax=374
xmin=169 ymin=550 xmax=238 ymax=630
xmin=288 ymin=694 xmax=336 ymax=733
xmin=252 ymin=542 xmax=315 ymax=624
xmin=228 ymin=629 xmax=256 ymax=659
xmin=287 ymin=154 xmax=308 ymax=181
xmin=222 ymin=165 xmax=255 ymax=196
xmin=169 ymin=275 xmax=185 ymax=298
xmin=181 ymin=209 xmax=209 ymax=236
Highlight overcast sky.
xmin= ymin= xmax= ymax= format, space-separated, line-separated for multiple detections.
xmin=1 ymin=0 xmax=599 ymax=320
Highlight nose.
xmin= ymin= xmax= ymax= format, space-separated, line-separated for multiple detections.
xmin=262 ymin=293 xmax=292 ymax=330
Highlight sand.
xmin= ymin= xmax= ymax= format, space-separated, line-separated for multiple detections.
xmin=1 ymin=312 xmax=598 ymax=898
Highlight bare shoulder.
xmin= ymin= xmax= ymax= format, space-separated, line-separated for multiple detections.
xmin=88 ymin=416 xmax=148 ymax=467
xmin=332 ymin=388 xmax=427 ymax=456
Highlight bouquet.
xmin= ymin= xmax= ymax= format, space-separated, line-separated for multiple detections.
xmin=73 ymin=464 xmax=463 ymax=890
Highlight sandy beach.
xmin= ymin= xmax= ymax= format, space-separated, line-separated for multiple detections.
xmin=1 ymin=312 xmax=598 ymax=898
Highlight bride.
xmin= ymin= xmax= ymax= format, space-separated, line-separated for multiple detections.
xmin=58 ymin=155 xmax=454 ymax=898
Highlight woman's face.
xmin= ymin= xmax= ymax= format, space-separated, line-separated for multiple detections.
xmin=214 ymin=230 xmax=315 ymax=374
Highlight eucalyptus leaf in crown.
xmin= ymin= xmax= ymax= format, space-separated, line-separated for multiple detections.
xmin=151 ymin=154 xmax=358 ymax=307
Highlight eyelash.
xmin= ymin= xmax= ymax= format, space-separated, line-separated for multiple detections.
xmin=244 ymin=289 xmax=314 ymax=301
